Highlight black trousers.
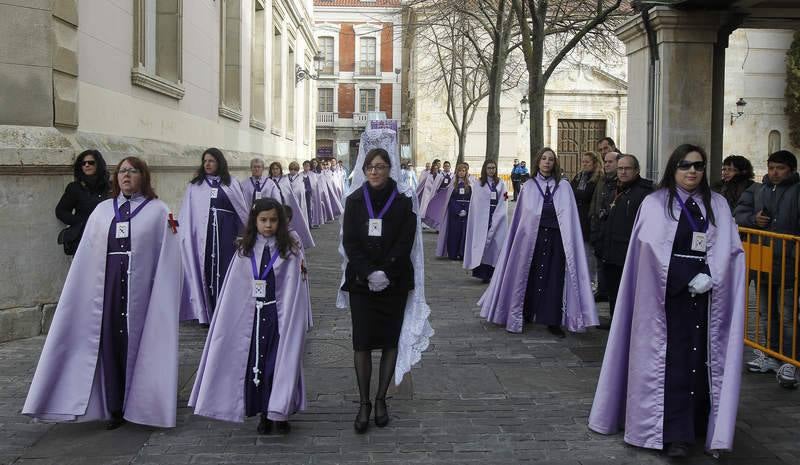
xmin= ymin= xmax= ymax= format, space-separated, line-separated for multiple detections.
xmin=602 ymin=262 xmax=624 ymax=320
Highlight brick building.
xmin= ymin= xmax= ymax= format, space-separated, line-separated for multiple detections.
xmin=313 ymin=0 xmax=408 ymax=168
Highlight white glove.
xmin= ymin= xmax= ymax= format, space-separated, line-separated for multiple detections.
xmin=367 ymin=270 xmax=390 ymax=292
xmin=687 ymin=273 xmax=712 ymax=297
xmin=458 ymin=210 xmax=467 ymax=217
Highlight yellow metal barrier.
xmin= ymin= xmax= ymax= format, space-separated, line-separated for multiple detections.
xmin=740 ymin=227 xmax=800 ymax=368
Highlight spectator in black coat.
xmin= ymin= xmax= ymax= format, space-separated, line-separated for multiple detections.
xmin=597 ymin=154 xmax=654 ymax=326
xmin=571 ymin=151 xmax=603 ymax=291
xmin=712 ymin=155 xmax=755 ymax=212
xmin=55 ymin=149 xmax=111 ymax=254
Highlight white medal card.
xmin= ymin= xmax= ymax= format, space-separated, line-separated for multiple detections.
xmin=210 ymin=188 xmax=218 ymax=199
xmin=691 ymin=232 xmax=707 ymax=253
xmin=252 ymin=279 xmax=267 ymax=298
xmin=255 ymin=191 xmax=263 ymax=200
xmin=368 ymin=218 xmax=383 ymax=237
xmin=459 ymin=188 xmax=465 ymax=195
xmin=490 ymin=191 xmax=498 ymax=200
xmin=115 ymin=221 xmax=130 ymax=239
xmin=444 ymin=178 xmax=450 ymax=185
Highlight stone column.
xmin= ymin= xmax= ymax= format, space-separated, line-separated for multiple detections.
xmin=617 ymin=7 xmax=724 ymax=180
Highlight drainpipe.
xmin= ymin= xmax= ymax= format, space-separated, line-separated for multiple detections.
xmin=641 ymin=6 xmax=659 ymax=182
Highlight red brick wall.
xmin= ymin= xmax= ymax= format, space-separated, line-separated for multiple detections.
xmin=380 ymin=23 xmax=393 ymax=72
xmin=380 ymin=83 xmax=392 ymax=118
xmin=339 ymin=24 xmax=355 ymax=72
xmin=339 ymin=84 xmax=355 ymax=118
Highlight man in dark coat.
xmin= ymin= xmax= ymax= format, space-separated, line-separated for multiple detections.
xmin=596 ymin=154 xmax=653 ymax=328
xmin=589 ymin=150 xmax=620 ymax=301
xmin=734 ymin=150 xmax=800 ymax=388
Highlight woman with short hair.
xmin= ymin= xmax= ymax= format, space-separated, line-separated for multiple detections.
xmin=55 ymin=149 xmax=112 ymax=255
xmin=179 ymin=148 xmax=249 ymax=324
xmin=712 ymin=154 xmax=755 ymax=211
xmin=25 ymin=157 xmax=181 ymax=429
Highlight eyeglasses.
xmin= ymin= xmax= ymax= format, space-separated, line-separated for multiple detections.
xmin=366 ymin=164 xmax=389 ymax=173
xmin=677 ymin=160 xmax=706 ymax=172
xmin=81 ymin=160 xmax=96 ymax=166
xmin=118 ymin=168 xmax=141 ymax=175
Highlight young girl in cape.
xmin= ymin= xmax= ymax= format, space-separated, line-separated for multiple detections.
xmin=436 ymin=163 xmax=472 ymax=260
xmin=189 ymin=198 xmax=311 ymax=434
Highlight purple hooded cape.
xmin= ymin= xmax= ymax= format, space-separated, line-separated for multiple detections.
xmin=189 ymin=238 xmax=310 ymax=422
xmin=421 ymin=172 xmax=452 ymax=229
xmin=262 ymin=176 xmax=315 ymax=249
xmin=416 ymin=170 xmax=430 ymax=202
xmin=240 ymin=175 xmax=269 ymax=204
xmin=288 ymin=173 xmax=310 ymax=226
xmin=463 ymin=178 xmax=509 ymax=270
xmin=322 ymin=171 xmax=344 ymax=217
xmin=588 ymin=189 xmax=745 ymax=452
xmin=302 ymin=171 xmax=324 ymax=227
xmin=478 ymin=178 xmax=598 ymax=332
xmin=435 ymin=176 xmax=475 ymax=257
xmin=178 ymin=181 xmax=249 ymax=323
xmin=23 ymin=199 xmax=181 ymax=428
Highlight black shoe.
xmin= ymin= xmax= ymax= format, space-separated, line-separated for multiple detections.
xmin=593 ymin=293 xmax=608 ymax=302
xmin=275 ymin=420 xmax=291 ymax=434
xmin=105 ymin=413 xmax=125 ymax=430
xmin=666 ymin=442 xmax=690 ymax=458
xmin=547 ymin=325 xmax=566 ymax=338
xmin=257 ymin=415 xmax=272 ymax=435
xmin=597 ymin=322 xmax=611 ymax=330
xmin=354 ymin=401 xmax=371 ymax=434
xmin=374 ymin=397 xmax=389 ymax=427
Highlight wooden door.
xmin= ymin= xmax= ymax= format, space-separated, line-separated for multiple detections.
xmin=557 ymin=119 xmax=607 ymax=179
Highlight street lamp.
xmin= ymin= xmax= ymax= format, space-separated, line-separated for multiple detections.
xmin=295 ymin=51 xmax=325 ymax=85
xmin=729 ymin=97 xmax=747 ymax=125
xmin=519 ymin=95 xmax=529 ymax=124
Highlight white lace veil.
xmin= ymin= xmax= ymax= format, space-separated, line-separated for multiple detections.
xmin=337 ymin=128 xmax=434 ymax=385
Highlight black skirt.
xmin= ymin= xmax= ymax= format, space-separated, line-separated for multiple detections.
xmin=350 ymin=291 xmax=408 ymax=351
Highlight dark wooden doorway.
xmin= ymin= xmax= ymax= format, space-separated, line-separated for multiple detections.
xmin=557 ymin=119 xmax=607 ymax=179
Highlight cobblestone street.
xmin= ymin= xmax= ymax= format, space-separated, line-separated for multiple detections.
xmin=1 ymin=219 xmax=799 ymax=465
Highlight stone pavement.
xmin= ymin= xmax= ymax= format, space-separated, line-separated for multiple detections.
xmin=1 ymin=218 xmax=799 ymax=465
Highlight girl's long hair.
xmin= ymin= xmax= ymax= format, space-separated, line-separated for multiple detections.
xmin=658 ymin=143 xmax=716 ymax=227
xmin=237 ymin=197 xmax=297 ymax=258
xmin=191 ymin=148 xmax=232 ymax=186
xmin=479 ymin=159 xmax=498 ymax=187
xmin=111 ymin=156 xmax=158 ymax=199
xmin=456 ymin=162 xmax=472 ymax=194
xmin=532 ymin=147 xmax=561 ymax=179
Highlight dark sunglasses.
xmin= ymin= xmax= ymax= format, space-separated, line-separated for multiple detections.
xmin=677 ymin=160 xmax=705 ymax=172
xmin=81 ymin=160 xmax=96 ymax=166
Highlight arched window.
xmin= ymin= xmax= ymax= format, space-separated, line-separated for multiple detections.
xmin=769 ymin=130 xmax=781 ymax=154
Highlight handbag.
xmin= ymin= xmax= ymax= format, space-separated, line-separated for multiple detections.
xmin=57 ymin=223 xmax=84 ymax=256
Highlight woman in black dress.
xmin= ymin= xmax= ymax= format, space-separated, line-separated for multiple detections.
xmin=55 ymin=149 xmax=111 ymax=255
xmin=341 ymin=148 xmax=416 ymax=433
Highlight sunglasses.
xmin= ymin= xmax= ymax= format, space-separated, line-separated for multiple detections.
xmin=677 ymin=160 xmax=706 ymax=172
xmin=81 ymin=160 xmax=96 ymax=166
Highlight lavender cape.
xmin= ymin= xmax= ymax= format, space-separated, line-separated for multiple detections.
xmin=263 ymin=176 xmax=315 ymax=249
xmin=421 ymin=173 xmax=450 ymax=228
xmin=288 ymin=174 xmax=310 ymax=226
xmin=416 ymin=170 xmax=430 ymax=202
xmin=463 ymin=179 xmax=509 ymax=270
xmin=23 ymin=199 xmax=181 ymax=427
xmin=189 ymin=242 xmax=310 ymax=422
xmin=478 ymin=178 xmax=598 ymax=332
xmin=240 ymin=175 xmax=268 ymax=204
xmin=588 ymin=189 xmax=744 ymax=452
xmin=434 ymin=178 xmax=474 ymax=257
xmin=320 ymin=171 xmax=343 ymax=218
xmin=302 ymin=171 xmax=324 ymax=227
xmin=178 ymin=181 xmax=249 ymax=323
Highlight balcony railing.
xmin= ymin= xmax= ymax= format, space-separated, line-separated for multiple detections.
xmin=353 ymin=112 xmax=370 ymax=126
xmin=317 ymin=112 xmax=336 ymax=127
xmin=354 ymin=60 xmax=381 ymax=78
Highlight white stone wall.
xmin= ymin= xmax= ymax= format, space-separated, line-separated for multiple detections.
xmin=724 ymin=29 xmax=799 ymax=177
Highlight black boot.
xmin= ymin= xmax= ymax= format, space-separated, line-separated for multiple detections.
xmin=106 ymin=411 xmax=125 ymax=430
xmin=257 ymin=414 xmax=272 ymax=435
xmin=547 ymin=325 xmax=566 ymax=338
xmin=666 ymin=442 xmax=690 ymax=458
xmin=354 ymin=401 xmax=371 ymax=434
xmin=275 ymin=420 xmax=291 ymax=434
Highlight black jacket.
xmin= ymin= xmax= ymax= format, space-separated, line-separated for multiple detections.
xmin=598 ymin=177 xmax=654 ymax=266
xmin=55 ymin=180 xmax=109 ymax=227
xmin=712 ymin=175 xmax=755 ymax=212
xmin=341 ymin=178 xmax=416 ymax=295
xmin=734 ymin=173 xmax=800 ymax=284
xmin=570 ymin=171 xmax=599 ymax=239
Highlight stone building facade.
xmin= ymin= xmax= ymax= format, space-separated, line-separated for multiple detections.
xmin=312 ymin=0 xmax=406 ymax=169
xmin=0 ymin=0 xmax=318 ymax=341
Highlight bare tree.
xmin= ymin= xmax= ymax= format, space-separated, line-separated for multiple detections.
xmin=511 ymin=0 xmax=629 ymax=158
xmin=416 ymin=9 xmax=492 ymax=163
